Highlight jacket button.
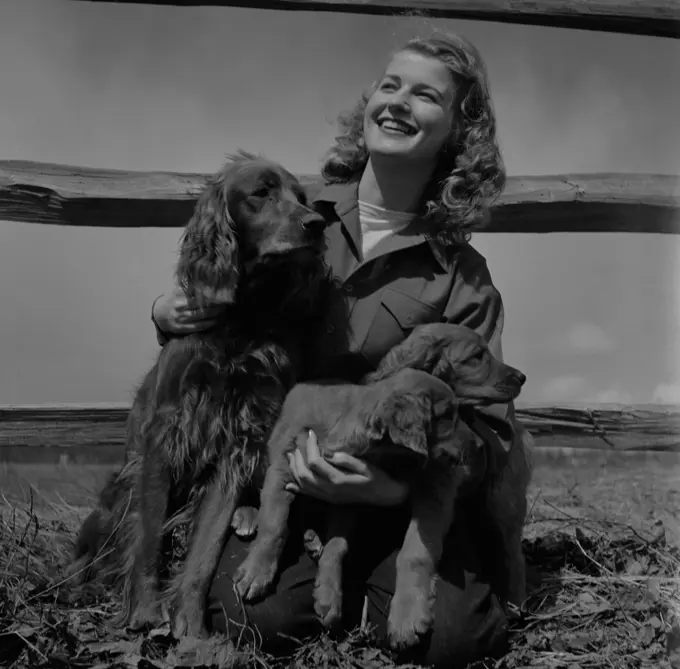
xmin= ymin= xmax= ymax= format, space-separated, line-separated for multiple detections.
xmin=344 ymin=284 xmax=353 ymax=294
xmin=327 ymin=324 xmax=336 ymax=334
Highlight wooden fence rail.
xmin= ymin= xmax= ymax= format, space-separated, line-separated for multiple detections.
xmin=2 ymin=162 xmax=679 ymax=233
xmin=0 ymin=405 xmax=677 ymax=464
xmin=72 ymin=0 xmax=680 ymax=40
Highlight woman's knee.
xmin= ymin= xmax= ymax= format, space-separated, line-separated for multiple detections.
xmin=205 ymin=535 xmax=323 ymax=652
xmin=425 ymin=587 xmax=509 ymax=668
xmin=365 ymin=544 xmax=509 ymax=669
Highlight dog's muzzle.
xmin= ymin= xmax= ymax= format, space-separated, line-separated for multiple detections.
xmin=300 ymin=212 xmax=327 ymax=233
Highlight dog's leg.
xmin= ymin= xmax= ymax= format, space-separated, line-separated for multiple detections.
xmin=172 ymin=459 xmax=240 ymax=639
xmin=172 ymin=469 xmax=239 ymax=638
xmin=233 ymin=453 xmax=295 ymax=601
xmin=313 ymin=508 xmax=355 ymax=631
xmin=127 ymin=445 xmax=171 ymax=631
xmin=386 ymin=459 xmax=460 ymax=651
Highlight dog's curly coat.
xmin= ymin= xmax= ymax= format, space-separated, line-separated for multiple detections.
xmin=71 ymin=151 xmax=331 ymax=638
xmin=233 ymin=323 xmax=529 ymax=650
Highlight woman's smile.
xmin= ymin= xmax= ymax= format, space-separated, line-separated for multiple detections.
xmin=376 ymin=117 xmax=418 ymax=136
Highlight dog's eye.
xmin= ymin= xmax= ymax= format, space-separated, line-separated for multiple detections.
xmin=293 ymin=188 xmax=308 ymax=207
xmin=250 ymin=186 xmax=271 ymax=199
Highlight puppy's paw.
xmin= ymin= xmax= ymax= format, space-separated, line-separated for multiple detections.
xmin=128 ymin=600 xmax=164 ymax=633
xmin=232 ymin=506 xmax=258 ymax=538
xmin=313 ymin=583 xmax=343 ymax=631
xmin=172 ymin=605 xmax=209 ymax=639
xmin=233 ymin=553 xmax=277 ymax=602
xmin=303 ymin=529 xmax=323 ymax=563
xmin=386 ymin=586 xmax=434 ymax=651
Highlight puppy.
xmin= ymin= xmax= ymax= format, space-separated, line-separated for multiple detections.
xmin=72 ymin=151 xmax=331 ymax=639
xmin=366 ymin=323 xmax=532 ymax=612
xmin=233 ymin=323 xmax=527 ymax=650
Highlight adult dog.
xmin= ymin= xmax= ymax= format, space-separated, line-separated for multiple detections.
xmin=71 ymin=151 xmax=330 ymax=639
xmin=232 ymin=323 xmax=529 ymax=650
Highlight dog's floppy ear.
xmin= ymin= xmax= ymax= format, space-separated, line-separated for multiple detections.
xmin=175 ymin=165 xmax=240 ymax=306
xmin=368 ymin=329 xmax=446 ymax=382
xmin=365 ymin=391 xmax=432 ymax=461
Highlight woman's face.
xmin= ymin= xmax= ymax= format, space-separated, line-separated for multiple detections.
xmin=364 ymin=50 xmax=458 ymax=163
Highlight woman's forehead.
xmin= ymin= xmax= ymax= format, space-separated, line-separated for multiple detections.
xmin=383 ymin=50 xmax=455 ymax=91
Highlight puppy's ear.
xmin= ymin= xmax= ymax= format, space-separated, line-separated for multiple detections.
xmin=175 ymin=168 xmax=240 ymax=306
xmin=367 ymin=391 xmax=431 ymax=460
xmin=368 ymin=329 xmax=445 ymax=382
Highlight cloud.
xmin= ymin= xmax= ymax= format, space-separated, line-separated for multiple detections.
xmin=540 ymin=377 xmax=634 ymax=406
xmin=563 ymin=323 xmax=616 ymax=353
xmin=652 ymin=382 xmax=680 ymax=405
xmin=541 ymin=375 xmax=589 ymax=402
xmin=585 ymin=388 xmax=633 ymax=405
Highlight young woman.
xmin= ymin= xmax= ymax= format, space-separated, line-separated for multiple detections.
xmin=152 ymin=32 xmax=527 ymax=668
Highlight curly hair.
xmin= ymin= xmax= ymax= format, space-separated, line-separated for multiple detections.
xmin=320 ymin=32 xmax=506 ymax=243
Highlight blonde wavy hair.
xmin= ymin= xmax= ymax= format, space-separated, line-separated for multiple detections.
xmin=321 ymin=32 xmax=506 ymax=243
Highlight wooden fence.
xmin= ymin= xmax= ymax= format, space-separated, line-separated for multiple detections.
xmin=72 ymin=0 xmax=680 ymax=40
xmin=0 ymin=405 xmax=678 ymax=464
xmin=1 ymin=0 xmax=679 ymax=460
xmin=1 ymin=162 xmax=679 ymax=234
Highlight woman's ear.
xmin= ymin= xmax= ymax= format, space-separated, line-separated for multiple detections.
xmin=175 ymin=169 xmax=240 ymax=306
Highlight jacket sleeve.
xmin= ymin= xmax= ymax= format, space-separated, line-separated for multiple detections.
xmin=442 ymin=251 xmax=518 ymax=454
xmin=151 ymin=295 xmax=170 ymax=347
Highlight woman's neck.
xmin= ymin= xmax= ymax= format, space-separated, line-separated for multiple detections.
xmin=357 ymin=155 xmax=436 ymax=213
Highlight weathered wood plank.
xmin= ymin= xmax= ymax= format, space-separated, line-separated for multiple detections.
xmin=71 ymin=0 xmax=680 ymax=40
xmin=2 ymin=161 xmax=679 ymax=233
xmin=0 ymin=406 xmax=678 ymax=463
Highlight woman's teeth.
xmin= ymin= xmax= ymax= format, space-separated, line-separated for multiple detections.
xmin=379 ymin=119 xmax=416 ymax=136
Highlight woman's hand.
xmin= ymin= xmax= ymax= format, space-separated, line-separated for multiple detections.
xmin=152 ymin=285 xmax=228 ymax=336
xmin=285 ymin=430 xmax=409 ymax=507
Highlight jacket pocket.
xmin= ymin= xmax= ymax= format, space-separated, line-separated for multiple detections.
xmin=360 ymin=288 xmax=441 ymax=366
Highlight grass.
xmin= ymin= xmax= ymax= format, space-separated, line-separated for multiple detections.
xmin=0 ymin=451 xmax=678 ymax=669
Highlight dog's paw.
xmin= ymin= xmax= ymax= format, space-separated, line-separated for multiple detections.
xmin=232 ymin=506 xmax=258 ymax=538
xmin=128 ymin=601 xmax=164 ymax=632
xmin=386 ymin=587 xmax=434 ymax=651
xmin=303 ymin=529 xmax=323 ymax=563
xmin=172 ymin=606 xmax=209 ymax=639
xmin=233 ymin=554 xmax=277 ymax=601
xmin=313 ymin=581 xmax=343 ymax=631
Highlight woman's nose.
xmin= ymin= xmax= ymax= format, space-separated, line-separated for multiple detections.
xmin=387 ymin=93 xmax=411 ymax=111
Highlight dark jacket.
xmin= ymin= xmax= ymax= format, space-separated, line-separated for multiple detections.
xmin=309 ymin=180 xmax=519 ymax=455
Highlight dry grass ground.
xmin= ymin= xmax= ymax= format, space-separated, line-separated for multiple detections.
xmin=0 ymin=448 xmax=678 ymax=669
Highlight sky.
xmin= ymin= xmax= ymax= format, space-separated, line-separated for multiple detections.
xmin=0 ymin=0 xmax=679 ymax=407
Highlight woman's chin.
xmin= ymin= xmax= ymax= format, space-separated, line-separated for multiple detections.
xmin=369 ymin=140 xmax=418 ymax=159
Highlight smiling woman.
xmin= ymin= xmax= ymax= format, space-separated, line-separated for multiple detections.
xmin=147 ymin=30 xmax=530 ymax=669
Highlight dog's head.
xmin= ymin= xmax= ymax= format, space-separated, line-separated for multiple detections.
xmin=175 ymin=150 xmax=326 ymax=306
xmin=354 ymin=369 xmax=459 ymax=471
xmin=374 ymin=323 xmax=526 ymax=405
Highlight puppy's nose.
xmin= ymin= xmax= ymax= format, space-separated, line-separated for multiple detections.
xmin=300 ymin=212 xmax=326 ymax=232
xmin=513 ymin=370 xmax=527 ymax=387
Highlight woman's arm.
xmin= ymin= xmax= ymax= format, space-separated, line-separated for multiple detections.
xmin=151 ymin=285 xmax=227 ymax=345
xmin=442 ymin=250 xmax=519 ymax=453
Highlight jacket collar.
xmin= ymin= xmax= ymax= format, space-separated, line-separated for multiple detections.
xmin=312 ymin=180 xmax=450 ymax=272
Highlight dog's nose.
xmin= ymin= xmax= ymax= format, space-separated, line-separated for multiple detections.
xmin=513 ymin=370 xmax=527 ymax=387
xmin=300 ymin=213 xmax=326 ymax=232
